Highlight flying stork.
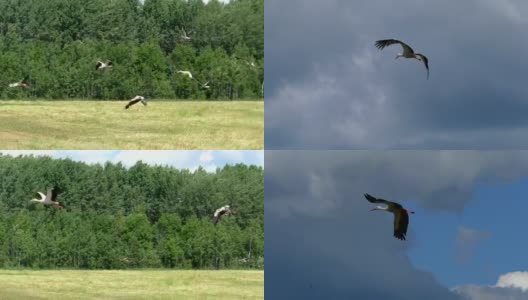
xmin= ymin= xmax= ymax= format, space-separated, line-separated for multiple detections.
xmin=364 ymin=193 xmax=414 ymax=240
xmin=213 ymin=205 xmax=233 ymax=225
xmin=180 ymin=27 xmax=192 ymax=41
xmin=177 ymin=70 xmax=194 ymax=79
xmin=96 ymin=60 xmax=113 ymax=70
xmin=8 ymin=76 xmax=30 ymax=88
xmin=375 ymin=39 xmax=429 ymax=79
xmin=125 ymin=95 xmax=147 ymax=109
xmin=200 ymin=81 xmax=210 ymax=89
xmin=30 ymin=188 xmax=64 ymax=209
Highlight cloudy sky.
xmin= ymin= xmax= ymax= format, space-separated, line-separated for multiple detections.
xmin=0 ymin=150 xmax=263 ymax=172
xmin=265 ymin=0 xmax=528 ymax=149
xmin=265 ymin=151 xmax=528 ymax=300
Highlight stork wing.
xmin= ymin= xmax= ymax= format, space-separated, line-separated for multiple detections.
xmin=213 ymin=207 xmax=223 ymax=217
xmin=393 ymin=210 xmax=409 ymax=240
xmin=37 ymin=192 xmax=46 ymax=200
xmin=125 ymin=99 xmax=139 ymax=109
xmin=375 ymin=39 xmax=414 ymax=54
xmin=46 ymin=188 xmax=53 ymax=202
xmin=95 ymin=62 xmax=102 ymax=70
xmin=364 ymin=193 xmax=404 ymax=210
xmin=416 ymin=53 xmax=429 ymax=79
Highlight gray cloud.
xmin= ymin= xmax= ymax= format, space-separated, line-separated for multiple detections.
xmin=265 ymin=0 xmax=528 ymax=149
xmin=455 ymin=226 xmax=490 ymax=264
xmin=265 ymin=151 xmax=528 ymax=299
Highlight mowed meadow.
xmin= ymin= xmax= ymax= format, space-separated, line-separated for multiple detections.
xmin=0 ymin=270 xmax=264 ymax=300
xmin=0 ymin=100 xmax=263 ymax=149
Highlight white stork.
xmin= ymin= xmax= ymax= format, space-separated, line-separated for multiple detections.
xmin=96 ymin=60 xmax=113 ymax=71
xmin=30 ymin=188 xmax=64 ymax=209
xmin=375 ymin=39 xmax=429 ymax=79
xmin=177 ymin=70 xmax=193 ymax=79
xmin=364 ymin=193 xmax=414 ymax=240
xmin=125 ymin=95 xmax=147 ymax=109
xmin=180 ymin=27 xmax=192 ymax=41
xmin=200 ymin=81 xmax=210 ymax=89
xmin=213 ymin=205 xmax=232 ymax=225
xmin=8 ymin=76 xmax=30 ymax=88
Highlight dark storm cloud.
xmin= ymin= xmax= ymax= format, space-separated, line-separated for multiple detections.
xmin=265 ymin=151 xmax=528 ymax=299
xmin=265 ymin=0 xmax=528 ymax=149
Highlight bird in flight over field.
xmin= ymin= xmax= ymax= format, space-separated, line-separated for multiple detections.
xmin=96 ymin=60 xmax=113 ymax=71
xmin=30 ymin=187 xmax=64 ymax=209
xmin=177 ymin=70 xmax=193 ymax=79
xmin=213 ymin=205 xmax=234 ymax=225
xmin=8 ymin=76 xmax=30 ymax=88
xmin=125 ymin=95 xmax=147 ymax=109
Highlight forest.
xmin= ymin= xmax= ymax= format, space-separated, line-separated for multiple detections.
xmin=0 ymin=0 xmax=263 ymax=100
xmin=0 ymin=154 xmax=264 ymax=269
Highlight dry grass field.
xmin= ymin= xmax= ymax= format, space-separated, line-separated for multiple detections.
xmin=0 ymin=269 xmax=263 ymax=300
xmin=0 ymin=100 xmax=264 ymax=150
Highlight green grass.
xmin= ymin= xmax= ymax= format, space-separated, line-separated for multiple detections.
xmin=0 ymin=100 xmax=263 ymax=149
xmin=0 ymin=269 xmax=263 ymax=300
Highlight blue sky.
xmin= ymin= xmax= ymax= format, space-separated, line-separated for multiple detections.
xmin=409 ymin=178 xmax=528 ymax=288
xmin=265 ymin=151 xmax=528 ymax=300
xmin=0 ymin=150 xmax=263 ymax=172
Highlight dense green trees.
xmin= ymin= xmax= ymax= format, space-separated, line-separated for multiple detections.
xmin=0 ymin=154 xmax=263 ymax=269
xmin=0 ymin=0 xmax=263 ymax=100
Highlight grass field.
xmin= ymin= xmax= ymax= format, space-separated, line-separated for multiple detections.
xmin=0 ymin=269 xmax=263 ymax=300
xmin=0 ymin=100 xmax=263 ymax=150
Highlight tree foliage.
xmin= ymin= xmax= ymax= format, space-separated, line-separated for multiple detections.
xmin=0 ymin=0 xmax=263 ymax=100
xmin=0 ymin=154 xmax=263 ymax=269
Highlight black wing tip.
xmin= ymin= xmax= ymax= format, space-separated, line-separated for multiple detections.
xmin=394 ymin=232 xmax=406 ymax=240
xmin=364 ymin=193 xmax=375 ymax=200
xmin=374 ymin=39 xmax=397 ymax=49
xmin=374 ymin=40 xmax=385 ymax=49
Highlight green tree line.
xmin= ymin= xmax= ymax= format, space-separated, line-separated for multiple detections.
xmin=0 ymin=154 xmax=264 ymax=269
xmin=0 ymin=0 xmax=263 ymax=100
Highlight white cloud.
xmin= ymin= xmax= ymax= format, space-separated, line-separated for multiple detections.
xmin=497 ymin=272 xmax=528 ymax=291
xmin=454 ymin=272 xmax=528 ymax=299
